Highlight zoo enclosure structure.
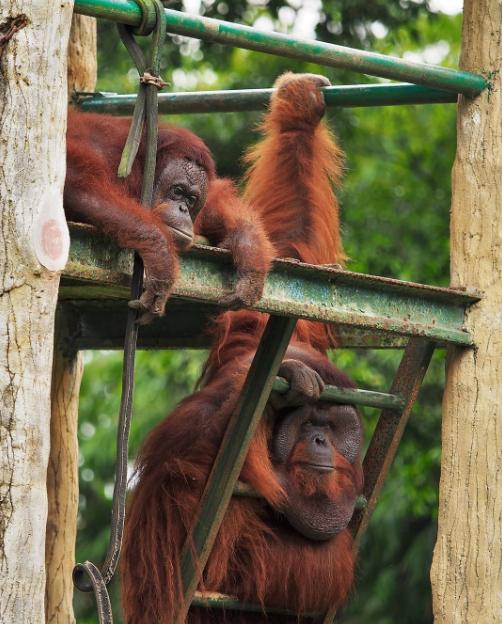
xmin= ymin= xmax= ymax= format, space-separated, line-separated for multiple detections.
xmin=61 ymin=1 xmax=487 ymax=622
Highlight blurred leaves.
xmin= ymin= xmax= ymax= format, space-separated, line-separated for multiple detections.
xmin=75 ymin=350 xmax=206 ymax=620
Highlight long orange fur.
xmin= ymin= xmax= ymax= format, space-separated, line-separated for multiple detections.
xmin=121 ymin=74 xmax=362 ymax=624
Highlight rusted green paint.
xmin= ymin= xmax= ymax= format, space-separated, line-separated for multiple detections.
xmin=350 ymin=338 xmax=436 ymax=542
xmin=76 ymin=83 xmax=457 ymax=115
xmin=57 ymin=300 xmax=416 ymax=350
xmin=64 ymin=224 xmax=132 ymax=293
xmin=178 ymin=315 xmax=296 ymax=621
xmin=335 ymin=326 xmax=411 ymax=349
xmin=73 ymin=0 xmax=486 ymax=95
xmin=62 ymin=225 xmax=477 ymax=346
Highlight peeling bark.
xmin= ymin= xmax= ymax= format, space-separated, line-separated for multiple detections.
xmin=431 ymin=1 xmax=502 ymax=622
xmin=0 ymin=1 xmax=73 ymax=621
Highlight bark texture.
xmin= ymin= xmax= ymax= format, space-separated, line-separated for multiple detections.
xmin=45 ymin=14 xmax=97 ymax=624
xmin=431 ymin=2 xmax=502 ymax=622
xmin=0 ymin=1 xmax=73 ymax=622
xmin=45 ymin=311 xmax=83 ymax=624
xmin=67 ymin=14 xmax=97 ymax=100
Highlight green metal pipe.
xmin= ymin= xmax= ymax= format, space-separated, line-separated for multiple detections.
xmin=74 ymin=0 xmax=140 ymax=25
xmin=273 ymin=377 xmax=406 ymax=410
xmin=73 ymin=0 xmax=487 ymax=95
xmin=76 ymin=83 xmax=457 ymax=115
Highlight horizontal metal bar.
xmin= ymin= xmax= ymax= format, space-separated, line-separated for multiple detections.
xmin=62 ymin=224 xmax=478 ymax=346
xmin=73 ymin=1 xmax=486 ymax=95
xmin=232 ymin=481 xmax=262 ymax=498
xmin=192 ymin=591 xmax=319 ymax=618
xmin=273 ymin=377 xmax=405 ymax=409
xmin=76 ymin=83 xmax=457 ymax=115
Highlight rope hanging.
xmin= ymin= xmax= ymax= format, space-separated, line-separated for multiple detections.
xmin=72 ymin=2 xmax=167 ymax=622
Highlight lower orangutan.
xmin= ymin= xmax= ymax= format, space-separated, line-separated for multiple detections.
xmin=121 ymin=73 xmax=363 ymax=623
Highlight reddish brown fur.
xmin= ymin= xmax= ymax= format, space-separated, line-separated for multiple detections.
xmin=121 ymin=74 xmax=362 ymax=623
xmin=243 ymin=73 xmax=345 ymax=267
xmin=65 ymin=110 xmax=274 ymax=315
xmin=288 ymin=441 xmax=360 ymax=500
xmin=206 ymin=72 xmax=346 ymax=366
xmin=122 ymin=349 xmax=361 ymax=623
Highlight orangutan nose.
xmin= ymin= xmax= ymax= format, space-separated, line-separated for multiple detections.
xmin=312 ymin=433 xmax=327 ymax=447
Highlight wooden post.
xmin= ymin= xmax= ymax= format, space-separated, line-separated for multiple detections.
xmin=45 ymin=14 xmax=97 ymax=624
xmin=46 ymin=309 xmax=84 ymax=624
xmin=67 ymin=14 xmax=97 ymax=99
xmin=0 ymin=2 xmax=73 ymax=622
xmin=430 ymin=2 xmax=502 ymax=622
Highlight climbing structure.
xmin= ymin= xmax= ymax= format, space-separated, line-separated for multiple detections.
xmin=61 ymin=2 xmax=487 ymax=622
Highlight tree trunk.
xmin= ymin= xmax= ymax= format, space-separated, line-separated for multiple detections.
xmin=0 ymin=2 xmax=73 ymax=622
xmin=45 ymin=13 xmax=97 ymax=624
xmin=431 ymin=2 xmax=502 ymax=622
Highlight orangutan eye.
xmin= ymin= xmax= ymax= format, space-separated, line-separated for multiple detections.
xmin=187 ymin=194 xmax=198 ymax=208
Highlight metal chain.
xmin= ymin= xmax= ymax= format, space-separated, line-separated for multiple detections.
xmin=72 ymin=2 xmax=167 ymax=622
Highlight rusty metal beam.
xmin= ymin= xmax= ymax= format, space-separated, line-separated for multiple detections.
xmin=62 ymin=225 xmax=477 ymax=346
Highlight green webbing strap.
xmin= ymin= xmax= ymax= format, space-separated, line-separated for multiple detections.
xmin=117 ymin=0 xmax=167 ymax=179
xmin=72 ymin=2 xmax=167 ymax=622
xmin=132 ymin=0 xmax=157 ymax=36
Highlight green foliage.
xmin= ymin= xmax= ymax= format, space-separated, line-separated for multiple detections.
xmin=75 ymin=4 xmax=462 ymax=622
xmin=75 ymin=349 xmax=206 ymax=621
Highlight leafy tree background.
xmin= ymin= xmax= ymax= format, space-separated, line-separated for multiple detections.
xmin=75 ymin=2 xmax=461 ymax=621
